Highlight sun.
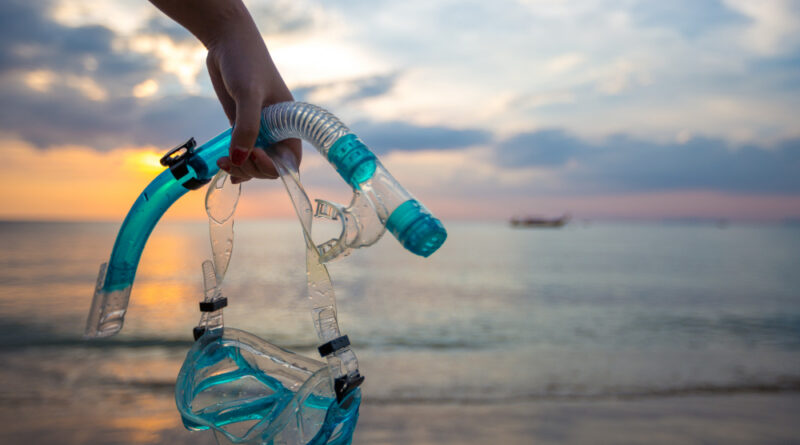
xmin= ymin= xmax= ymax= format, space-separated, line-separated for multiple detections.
xmin=126 ymin=150 xmax=167 ymax=176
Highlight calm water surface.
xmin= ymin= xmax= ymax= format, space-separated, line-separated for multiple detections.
xmin=0 ymin=220 xmax=798 ymax=441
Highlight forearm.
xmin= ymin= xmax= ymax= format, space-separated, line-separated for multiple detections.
xmin=148 ymin=0 xmax=258 ymax=48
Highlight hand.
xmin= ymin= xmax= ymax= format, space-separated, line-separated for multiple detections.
xmin=149 ymin=0 xmax=301 ymax=184
xmin=207 ymin=26 xmax=301 ymax=184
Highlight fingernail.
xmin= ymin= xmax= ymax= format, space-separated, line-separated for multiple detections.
xmin=231 ymin=147 xmax=249 ymax=166
xmin=217 ymin=158 xmax=230 ymax=171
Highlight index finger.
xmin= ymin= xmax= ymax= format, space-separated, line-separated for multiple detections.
xmin=229 ymin=97 xmax=262 ymax=166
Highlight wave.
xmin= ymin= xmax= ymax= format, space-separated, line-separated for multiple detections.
xmin=0 ymin=330 xmax=509 ymax=351
xmin=83 ymin=377 xmax=800 ymax=404
xmin=362 ymin=380 xmax=800 ymax=405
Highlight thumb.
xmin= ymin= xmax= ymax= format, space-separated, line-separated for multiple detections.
xmin=230 ymin=97 xmax=262 ymax=166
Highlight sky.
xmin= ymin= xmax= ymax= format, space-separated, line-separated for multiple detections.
xmin=0 ymin=0 xmax=799 ymax=221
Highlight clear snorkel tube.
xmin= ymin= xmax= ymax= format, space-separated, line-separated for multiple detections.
xmin=85 ymin=102 xmax=447 ymax=339
xmin=258 ymin=102 xmax=447 ymax=261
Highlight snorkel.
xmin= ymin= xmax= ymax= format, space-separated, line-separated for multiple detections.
xmin=85 ymin=102 xmax=447 ymax=339
xmin=84 ymin=102 xmax=447 ymax=444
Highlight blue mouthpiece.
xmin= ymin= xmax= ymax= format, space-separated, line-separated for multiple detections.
xmin=386 ymin=199 xmax=447 ymax=257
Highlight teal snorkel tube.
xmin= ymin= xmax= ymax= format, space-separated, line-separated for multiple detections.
xmin=84 ymin=130 xmax=231 ymax=338
xmin=85 ymin=102 xmax=447 ymax=339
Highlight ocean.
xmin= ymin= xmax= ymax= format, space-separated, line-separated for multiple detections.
xmin=0 ymin=220 xmax=798 ymax=443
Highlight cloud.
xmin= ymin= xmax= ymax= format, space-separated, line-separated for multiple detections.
xmin=0 ymin=75 xmax=227 ymax=149
xmin=142 ymin=16 xmax=194 ymax=43
xmin=0 ymin=0 xmax=228 ymax=148
xmin=349 ymin=120 xmax=492 ymax=154
xmin=0 ymin=0 xmax=157 ymax=94
xmin=631 ymin=0 xmax=748 ymax=38
xmin=496 ymin=130 xmax=800 ymax=194
xmin=722 ymin=0 xmax=800 ymax=55
xmin=245 ymin=0 xmax=329 ymax=36
xmin=544 ymin=53 xmax=585 ymax=75
xmin=292 ymin=72 xmax=399 ymax=104
xmin=496 ymin=130 xmax=584 ymax=167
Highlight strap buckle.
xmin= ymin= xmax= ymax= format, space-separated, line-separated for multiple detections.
xmin=160 ymin=137 xmax=196 ymax=167
xmin=199 ymin=297 xmax=228 ymax=312
xmin=334 ymin=373 xmax=365 ymax=403
xmin=318 ymin=335 xmax=351 ymax=357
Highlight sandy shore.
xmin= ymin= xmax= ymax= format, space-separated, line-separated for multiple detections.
xmin=356 ymin=393 xmax=800 ymax=445
xmin=1 ymin=392 xmax=797 ymax=444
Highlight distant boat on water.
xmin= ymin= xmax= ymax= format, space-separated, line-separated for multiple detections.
xmin=510 ymin=213 xmax=570 ymax=228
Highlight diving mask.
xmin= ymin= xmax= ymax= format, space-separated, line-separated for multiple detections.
xmin=175 ymin=145 xmax=364 ymax=445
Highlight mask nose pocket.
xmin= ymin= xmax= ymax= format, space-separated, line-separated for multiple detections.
xmin=175 ymin=328 xmax=358 ymax=445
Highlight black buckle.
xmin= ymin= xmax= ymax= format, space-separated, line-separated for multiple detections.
xmin=160 ymin=137 xmax=196 ymax=167
xmin=334 ymin=373 xmax=365 ymax=403
xmin=159 ymin=137 xmax=210 ymax=190
xmin=192 ymin=326 xmax=206 ymax=341
xmin=318 ymin=335 xmax=350 ymax=357
xmin=199 ymin=297 xmax=228 ymax=312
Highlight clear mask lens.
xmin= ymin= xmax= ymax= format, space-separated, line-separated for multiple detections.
xmin=176 ymin=328 xmax=360 ymax=445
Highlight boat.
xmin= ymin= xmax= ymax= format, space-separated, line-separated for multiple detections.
xmin=510 ymin=213 xmax=570 ymax=228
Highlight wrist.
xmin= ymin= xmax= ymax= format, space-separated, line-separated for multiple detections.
xmin=150 ymin=0 xmax=258 ymax=49
xmin=196 ymin=2 xmax=256 ymax=49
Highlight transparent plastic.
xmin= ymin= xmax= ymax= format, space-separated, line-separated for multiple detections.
xmin=175 ymin=328 xmax=360 ymax=445
xmin=86 ymin=102 xmax=446 ymax=339
xmin=84 ymin=131 xmax=231 ymax=338
xmin=259 ymin=102 xmax=447 ymax=260
xmin=267 ymin=146 xmax=361 ymax=381
xmin=195 ymin=260 xmax=224 ymax=334
xmin=177 ymin=147 xmax=362 ymax=445
xmin=206 ymin=171 xmax=240 ymax=283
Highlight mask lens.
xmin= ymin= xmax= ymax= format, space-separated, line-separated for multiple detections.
xmin=176 ymin=328 xmax=360 ymax=444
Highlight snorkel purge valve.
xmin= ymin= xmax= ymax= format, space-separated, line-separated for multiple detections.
xmin=84 ymin=102 xmax=447 ymax=445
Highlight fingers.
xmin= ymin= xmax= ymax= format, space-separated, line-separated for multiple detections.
xmin=229 ymin=96 xmax=262 ymax=166
xmin=239 ymin=154 xmax=266 ymax=179
xmin=217 ymin=150 xmax=279 ymax=182
xmin=249 ymin=146 xmax=279 ymax=177
xmin=206 ymin=56 xmax=236 ymax=124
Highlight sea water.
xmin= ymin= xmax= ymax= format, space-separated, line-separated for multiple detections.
xmin=0 ymin=220 xmax=798 ymax=441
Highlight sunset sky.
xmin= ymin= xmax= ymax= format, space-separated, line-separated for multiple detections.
xmin=1 ymin=0 xmax=799 ymax=221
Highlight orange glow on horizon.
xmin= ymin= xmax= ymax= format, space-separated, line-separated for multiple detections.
xmin=1 ymin=138 xmax=799 ymax=222
xmin=0 ymin=139 xmax=298 ymax=221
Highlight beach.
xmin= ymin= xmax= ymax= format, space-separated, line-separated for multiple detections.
xmin=2 ymin=382 xmax=797 ymax=444
xmin=357 ymin=395 xmax=800 ymax=445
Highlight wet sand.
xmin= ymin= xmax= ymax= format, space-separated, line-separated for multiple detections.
xmin=356 ymin=393 xmax=800 ymax=444
xmin=1 ymin=391 xmax=797 ymax=444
